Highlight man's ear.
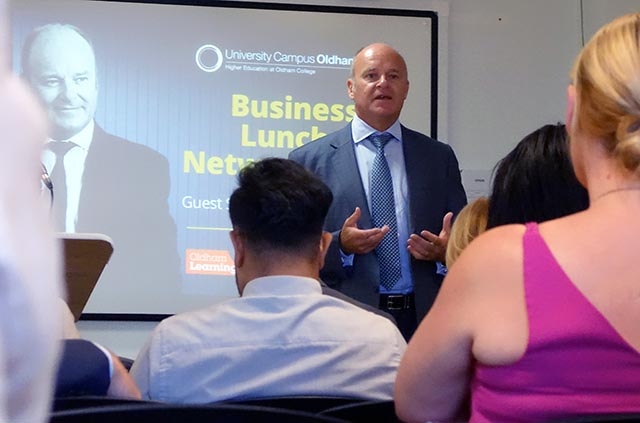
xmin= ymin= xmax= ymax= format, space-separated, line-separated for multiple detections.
xmin=347 ymin=78 xmax=355 ymax=100
xmin=229 ymin=230 xmax=244 ymax=269
xmin=318 ymin=231 xmax=332 ymax=269
xmin=566 ymin=84 xmax=576 ymax=131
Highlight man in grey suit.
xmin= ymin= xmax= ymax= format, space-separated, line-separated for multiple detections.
xmin=289 ymin=43 xmax=467 ymax=340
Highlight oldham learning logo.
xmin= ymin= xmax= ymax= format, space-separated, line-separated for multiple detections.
xmin=186 ymin=249 xmax=234 ymax=275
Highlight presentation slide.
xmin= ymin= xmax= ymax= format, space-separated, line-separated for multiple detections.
xmin=11 ymin=0 xmax=437 ymax=317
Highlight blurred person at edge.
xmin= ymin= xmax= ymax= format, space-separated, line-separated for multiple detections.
xmin=0 ymin=8 xmax=63 ymax=421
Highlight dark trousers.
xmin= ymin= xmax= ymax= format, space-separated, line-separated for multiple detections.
xmin=379 ymin=294 xmax=418 ymax=342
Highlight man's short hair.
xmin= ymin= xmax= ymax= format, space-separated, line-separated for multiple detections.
xmin=21 ymin=23 xmax=95 ymax=78
xmin=229 ymin=157 xmax=333 ymax=253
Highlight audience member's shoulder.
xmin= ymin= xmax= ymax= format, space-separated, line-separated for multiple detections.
xmin=467 ymin=224 xmax=524 ymax=258
xmin=152 ymin=303 xmax=226 ymax=338
xmin=321 ymin=294 xmax=404 ymax=337
xmin=361 ymin=310 xmax=407 ymax=348
xmin=451 ymin=223 xmax=525 ymax=278
xmin=321 ymin=283 xmax=397 ymax=325
xmin=442 ymin=224 xmax=526 ymax=305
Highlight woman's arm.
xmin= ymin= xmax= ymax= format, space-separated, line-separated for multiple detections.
xmin=394 ymin=258 xmax=475 ymax=422
xmin=395 ymin=225 xmax=525 ymax=423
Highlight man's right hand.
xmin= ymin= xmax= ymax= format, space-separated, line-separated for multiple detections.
xmin=339 ymin=207 xmax=389 ymax=254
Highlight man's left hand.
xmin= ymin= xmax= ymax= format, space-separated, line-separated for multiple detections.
xmin=407 ymin=212 xmax=453 ymax=263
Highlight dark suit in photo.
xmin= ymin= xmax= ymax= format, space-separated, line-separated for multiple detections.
xmin=73 ymin=125 xmax=181 ymax=310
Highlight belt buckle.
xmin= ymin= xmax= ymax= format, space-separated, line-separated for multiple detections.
xmin=386 ymin=294 xmax=406 ymax=310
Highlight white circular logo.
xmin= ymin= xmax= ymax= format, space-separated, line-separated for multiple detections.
xmin=195 ymin=44 xmax=223 ymax=73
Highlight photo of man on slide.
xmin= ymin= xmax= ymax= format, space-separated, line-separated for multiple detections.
xmin=21 ymin=23 xmax=181 ymax=308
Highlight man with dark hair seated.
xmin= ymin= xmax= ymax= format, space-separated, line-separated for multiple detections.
xmin=131 ymin=158 xmax=406 ymax=403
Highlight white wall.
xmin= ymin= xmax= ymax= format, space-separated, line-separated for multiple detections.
xmin=448 ymin=0 xmax=640 ymax=169
xmin=582 ymin=0 xmax=640 ymax=38
xmin=446 ymin=0 xmax=581 ymax=167
xmin=78 ymin=0 xmax=640 ymax=359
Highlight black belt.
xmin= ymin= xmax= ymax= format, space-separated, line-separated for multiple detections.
xmin=379 ymin=293 xmax=415 ymax=311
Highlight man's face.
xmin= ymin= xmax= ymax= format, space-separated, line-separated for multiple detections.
xmin=26 ymin=28 xmax=98 ymax=140
xmin=347 ymin=43 xmax=409 ymax=131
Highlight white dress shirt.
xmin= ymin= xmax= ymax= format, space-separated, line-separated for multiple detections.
xmin=131 ymin=276 xmax=406 ymax=403
xmin=42 ymin=120 xmax=94 ymax=232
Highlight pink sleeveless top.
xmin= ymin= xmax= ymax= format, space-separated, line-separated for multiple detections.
xmin=470 ymin=223 xmax=640 ymax=422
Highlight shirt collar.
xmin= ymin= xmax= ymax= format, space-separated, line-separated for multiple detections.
xmin=351 ymin=114 xmax=402 ymax=144
xmin=242 ymin=275 xmax=322 ymax=297
xmin=47 ymin=119 xmax=95 ymax=152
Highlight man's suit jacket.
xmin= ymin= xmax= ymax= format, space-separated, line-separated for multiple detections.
xmin=289 ymin=124 xmax=467 ymax=321
xmin=73 ymin=125 xmax=181 ymax=311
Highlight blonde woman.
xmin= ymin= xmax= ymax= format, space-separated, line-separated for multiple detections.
xmin=395 ymin=13 xmax=640 ymax=423
xmin=445 ymin=197 xmax=488 ymax=268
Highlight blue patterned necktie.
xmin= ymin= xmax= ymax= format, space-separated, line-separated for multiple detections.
xmin=369 ymin=132 xmax=401 ymax=290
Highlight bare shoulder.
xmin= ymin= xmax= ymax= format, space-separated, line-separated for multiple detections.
xmin=448 ymin=224 xmax=526 ymax=283
xmin=429 ymin=224 xmax=528 ymax=364
xmin=398 ymin=226 xmax=528 ymax=419
xmin=434 ymin=224 xmax=527 ymax=322
xmin=470 ymin=223 xmax=525 ymax=248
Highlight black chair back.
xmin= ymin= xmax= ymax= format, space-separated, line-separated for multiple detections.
xmin=221 ymin=395 xmax=367 ymax=413
xmin=319 ymin=399 xmax=402 ymax=423
xmin=49 ymin=403 xmax=349 ymax=423
xmin=52 ymin=395 xmax=158 ymax=412
xmin=549 ymin=414 xmax=640 ymax=423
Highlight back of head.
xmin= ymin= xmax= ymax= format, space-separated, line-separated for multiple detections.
xmin=229 ymin=157 xmax=333 ymax=258
xmin=446 ymin=197 xmax=489 ymax=267
xmin=570 ymin=13 xmax=640 ymax=174
xmin=487 ymin=123 xmax=589 ymax=229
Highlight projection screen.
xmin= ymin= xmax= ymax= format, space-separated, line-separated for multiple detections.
xmin=11 ymin=0 xmax=438 ymax=318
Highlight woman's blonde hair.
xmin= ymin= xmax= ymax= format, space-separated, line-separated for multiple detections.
xmin=571 ymin=13 xmax=640 ymax=172
xmin=446 ymin=197 xmax=489 ymax=268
